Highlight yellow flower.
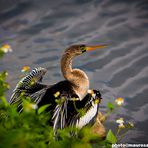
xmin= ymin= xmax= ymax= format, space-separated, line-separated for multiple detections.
xmin=0 ymin=44 xmax=13 ymax=53
xmin=30 ymin=78 xmax=36 ymax=85
xmin=71 ymin=97 xmax=79 ymax=101
xmin=24 ymin=103 xmax=38 ymax=112
xmin=54 ymin=91 xmax=60 ymax=98
xmin=94 ymin=98 xmax=101 ymax=104
xmin=128 ymin=121 xmax=134 ymax=127
xmin=118 ymin=123 xmax=125 ymax=129
xmin=116 ymin=118 xmax=124 ymax=124
xmin=21 ymin=66 xmax=30 ymax=72
xmin=20 ymin=92 xmax=25 ymax=96
xmin=61 ymin=97 xmax=66 ymax=103
xmin=30 ymin=104 xmax=38 ymax=110
xmin=116 ymin=118 xmax=125 ymax=129
xmin=115 ymin=97 xmax=124 ymax=106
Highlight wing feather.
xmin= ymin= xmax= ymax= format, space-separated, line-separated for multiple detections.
xmin=69 ymin=90 xmax=102 ymax=128
xmin=10 ymin=67 xmax=49 ymax=112
xmin=52 ymin=95 xmax=68 ymax=131
xmin=52 ymin=89 xmax=102 ymax=132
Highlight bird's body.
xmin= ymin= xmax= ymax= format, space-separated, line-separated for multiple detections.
xmin=10 ymin=44 xmax=106 ymax=132
xmin=37 ymin=80 xmax=101 ymax=130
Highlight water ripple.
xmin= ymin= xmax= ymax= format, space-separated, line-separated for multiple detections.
xmin=0 ymin=0 xmax=148 ymax=143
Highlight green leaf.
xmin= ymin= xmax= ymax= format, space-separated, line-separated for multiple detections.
xmin=107 ymin=102 xmax=114 ymax=110
xmin=38 ymin=104 xmax=51 ymax=114
xmin=1 ymin=96 xmax=9 ymax=107
xmin=0 ymin=71 xmax=8 ymax=80
xmin=106 ymin=130 xmax=117 ymax=144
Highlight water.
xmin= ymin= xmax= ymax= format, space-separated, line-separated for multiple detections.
xmin=0 ymin=0 xmax=148 ymax=143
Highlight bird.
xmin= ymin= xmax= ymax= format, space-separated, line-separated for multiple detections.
xmin=10 ymin=44 xmax=106 ymax=132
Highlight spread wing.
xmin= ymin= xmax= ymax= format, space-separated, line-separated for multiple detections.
xmin=52 ymin=89 xmax=102 ymax=132
xmin=10 ymin=67 xmax=49 ymax=111
xmin=70 ymin=90 xmax=102 ymax=128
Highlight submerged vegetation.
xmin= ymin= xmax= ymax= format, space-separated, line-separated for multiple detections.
xmin=0 ymin=45 xmax=134 ymax=148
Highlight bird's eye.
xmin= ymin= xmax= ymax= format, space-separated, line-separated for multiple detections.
xmin=80 ymin=45 xmax=86 ymax=53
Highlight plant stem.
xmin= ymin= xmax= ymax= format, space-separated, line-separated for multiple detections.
xmin=118 ymin=129 xmax=129 ymax=142
xmin=115 ymin=128 xmax=120 ymax=137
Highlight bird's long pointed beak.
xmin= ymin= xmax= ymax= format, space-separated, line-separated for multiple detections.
xmin=86 ymin=44 xmax=107 ymax=51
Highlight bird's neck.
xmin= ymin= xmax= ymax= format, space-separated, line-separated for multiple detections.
xmin=61 ymin=52 xmax=73 ymax=77
xmin=61 ymin=52 xmax=89 ymax=100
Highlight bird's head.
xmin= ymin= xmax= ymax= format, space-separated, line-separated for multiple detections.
xmin=65 ymin=44 xmax=107 ymax=56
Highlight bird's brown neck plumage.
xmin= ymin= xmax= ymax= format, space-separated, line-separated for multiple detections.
xmin=61 ymin=52 xmax=89 ymax=100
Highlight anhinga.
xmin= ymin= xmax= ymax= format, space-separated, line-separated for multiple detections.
xmin=10 ymin=44 xmax=106 ymax=132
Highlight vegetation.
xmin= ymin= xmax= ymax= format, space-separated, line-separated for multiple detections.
xmin=0 ymin=45 xmax=134 ymax=148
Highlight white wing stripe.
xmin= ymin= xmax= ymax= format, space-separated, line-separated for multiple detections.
xmin=76 ymin=102 xmax=98 ymax=128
